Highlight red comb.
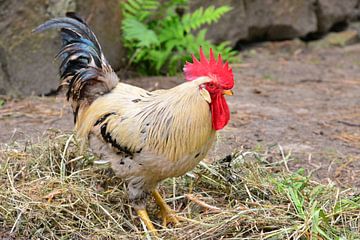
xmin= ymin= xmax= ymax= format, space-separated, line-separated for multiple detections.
xmin=183 ymin=47 xmax=234 ymax=89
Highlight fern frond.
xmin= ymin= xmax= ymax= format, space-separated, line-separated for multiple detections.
xmin=122 ymin=18 xmax=159 ymax=47
xmin=182 ymin=5 xmax=232 ymax=33
xmin=214 ymin=42 xmax=239 ymax=63
xmin=158 ymin=18 xmax=183 ymax=42
xmin=121 ymin=0 xmax=237 ymax=75
xmin=121 ymin=0 xmax=159 ymax=22
xmin=149 ymin=49 xmax=172 ymax=72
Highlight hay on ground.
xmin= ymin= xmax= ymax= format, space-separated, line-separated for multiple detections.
xmin=0 ymin=133 xmax=359 ymax=239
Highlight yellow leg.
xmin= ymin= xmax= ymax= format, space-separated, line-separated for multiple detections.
xmin=152 ymin=190 xmax=180 ymax=227
xmin=136 ymin=209 xmax=158 ymax=236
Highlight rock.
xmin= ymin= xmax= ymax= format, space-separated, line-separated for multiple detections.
xmin=0 ymin=46 xmax=10 ymax=95
xmin=308 ymin=30 xmax=360 ymax=48
xmin=0 ymin=0 xmax=123 ymax=96
xmin=316 ymin=0 xmax=359 ymax=33
xmin=0 ymin=0 xmax=60 ymax=96
xmin=189 ymin=0 xmax=360 ymax=46
xmin=244 ymin=0 xmax=318 ymax=41
xmin=349 ymin=21 xmax=360 ymax=33
xmin=75 ymin=0 xmax=125 ymax=72
xmin=326 ymin=30 xmax=359 ymax=46
xmin=190 ymin=0 xmax=318 ymax=46
xmin=190 ymin=0 xmax=248 ymax=46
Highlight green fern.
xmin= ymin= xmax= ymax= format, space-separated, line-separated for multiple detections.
xmin=122 ymin=0 xmax=159 ymax=21
xmin=181 ymin=6 xmax=232 ymax=32
xmin=121 ymin=0 xmax=238 ymax=75
xmin=122 ymin=18 xmax=159 ymax=47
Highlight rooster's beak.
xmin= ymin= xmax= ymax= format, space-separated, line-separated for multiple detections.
xmin=223 ymin=90 xmax=233 ymax=96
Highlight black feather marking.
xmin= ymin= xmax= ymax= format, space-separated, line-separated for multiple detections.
xmin=60 ymin=28 xmax=81 ymax=46
xmin=67 ymin=67 xmax=103 ymax=100
xmin=100 ymin=123 xmax=134 ymax=156
xmin=94 ymin=112 xmax=116 ymax=126
xmin=73 ymin=105 xmax=80 ymax=123
xmin=132 ymin=99 xmax=141 ymax=103
xmin=195 ymin=152 xmax=200 ymax=158
xmin=66 ymin=12 xmax=87 ymax=24
xmin=164 ymin=133 xmax=170 ymax=145
xmin=100 ymin=123 xmax=108 ymax=139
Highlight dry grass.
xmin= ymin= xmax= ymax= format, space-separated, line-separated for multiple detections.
xmin=0 ymin=132 xmax=359 ymax=239
xmin=336 ymin=132 xmax=360 ymax=148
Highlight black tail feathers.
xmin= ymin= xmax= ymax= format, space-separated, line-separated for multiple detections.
xmin=34 ymin=13 xmax=118 ymax=118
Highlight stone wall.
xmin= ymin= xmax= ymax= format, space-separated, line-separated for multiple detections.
xmin=0 ymin=0 xmax=358 ymax=96
xmin=0 ymin=0 xmax=123 ymax=96
xmin=190 ymin=0 xmax=360 ymax=45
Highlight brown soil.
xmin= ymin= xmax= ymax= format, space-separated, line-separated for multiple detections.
xmin=1 ymin=41 xmax=359 ymax=188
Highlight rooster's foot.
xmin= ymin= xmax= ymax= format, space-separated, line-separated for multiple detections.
xmin=159 ymin=205 xmax=180 ymax=227
xmin=152 ymin=190 xmax=180 ymax=227
xmin=136 ymin=209 xmax=159 ymax=236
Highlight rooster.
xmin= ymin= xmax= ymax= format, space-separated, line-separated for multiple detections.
xmin=34 ymin=13 xmax=234 ymax=234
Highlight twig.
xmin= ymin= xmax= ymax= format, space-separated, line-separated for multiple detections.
xmin=278 ymin=145 xmax=290 ymax=172
xmin=185 ymin=194 xmax=221 ymax=213
xmin=337 ymin=120 xmax=360 ymax=127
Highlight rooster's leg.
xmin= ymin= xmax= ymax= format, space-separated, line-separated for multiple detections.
xmin=136 ymin=209 xmax=158 ymax=236
xmin=152 ymin=190 xmax=180 ymax=226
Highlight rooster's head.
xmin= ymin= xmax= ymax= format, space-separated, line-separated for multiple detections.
xmin=183 ymin=47 xmax=234 ymax=130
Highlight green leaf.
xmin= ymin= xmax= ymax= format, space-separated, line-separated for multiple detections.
xmin=121 ymin=0 xmax=237 ymax=75
xmin=122 ymin=18 xmax=159 ymax=47
xmin=288 ymin=187 xmax=305 ymax=219
xmin=0 ymin=99 xmax=5 ymax=108
xmin=214 ymin=42 xmax=239 ymax=63
xmin=310 ymin=202 xmax=332 ymax=240
xmin=149 ymin=49 xmax=171 ymax=72
xmin=182 ymin=5 xmax=232 ymax=32
xmin=121 ymin=0 xmax=159 ymax=21
xmin=158 ymin=18 xmax=184 ymax=43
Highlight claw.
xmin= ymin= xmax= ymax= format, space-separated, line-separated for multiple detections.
xmin=136 ymin=209 xmax=158 ymax=236
xmin=152 ymin=190 xmax=181 ymax=227
xmin=158 ymin=205 xmax=180 ymax=227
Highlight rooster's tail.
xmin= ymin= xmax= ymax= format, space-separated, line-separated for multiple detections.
xmin=33 ymin=13 xmax=118 ymax=123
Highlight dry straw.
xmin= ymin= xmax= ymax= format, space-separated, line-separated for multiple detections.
xmin=0 ymin=132 xmax=359 ymax=239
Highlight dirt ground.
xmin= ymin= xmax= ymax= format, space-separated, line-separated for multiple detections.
xmin=0 ymin=40 xmax=359 ymax=188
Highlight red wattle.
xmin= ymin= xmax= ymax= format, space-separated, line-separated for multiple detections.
xmin=210 ymin=93 xmax=230 ymax=130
